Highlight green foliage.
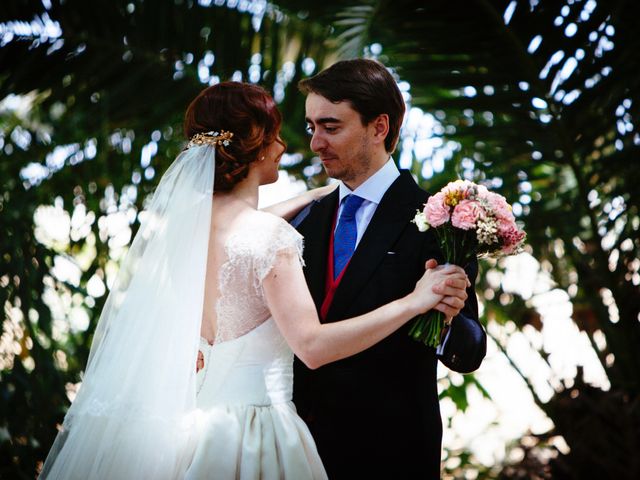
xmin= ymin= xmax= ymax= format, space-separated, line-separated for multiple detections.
xmin=1 ymin=0 xmax=639 ymax=478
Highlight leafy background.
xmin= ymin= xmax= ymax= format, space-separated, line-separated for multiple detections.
xmin=1 ymin=0 xmax=638 ymax=478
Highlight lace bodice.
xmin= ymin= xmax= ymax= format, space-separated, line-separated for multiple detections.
xmin=212 ymin=212 xmax=304 ymax=344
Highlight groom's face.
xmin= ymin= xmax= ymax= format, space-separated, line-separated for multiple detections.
xmin=305 ymin=93 xmax=374 ymax=188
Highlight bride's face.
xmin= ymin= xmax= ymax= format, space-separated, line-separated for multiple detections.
xmin=258 ymin=135 xmax=286 ymax=185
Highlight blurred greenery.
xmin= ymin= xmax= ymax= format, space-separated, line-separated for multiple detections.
xmin=1 ymin=0 xmax=639 ymax=478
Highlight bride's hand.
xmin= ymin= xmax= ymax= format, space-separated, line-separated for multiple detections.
xmin=430 ymin=261 xmax=470 ymax=319
xmin=405 ymin=260 xmax=469 ymax=316
xmin=261 ymin=183 xmax=338 ymax=220
xmin=309 ymin=182 xmax=338 ymax=201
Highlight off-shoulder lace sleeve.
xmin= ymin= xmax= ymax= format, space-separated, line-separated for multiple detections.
xmin=254 ymin=217 xmax=305 ymax=283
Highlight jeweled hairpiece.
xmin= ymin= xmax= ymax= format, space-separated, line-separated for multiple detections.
xmin=187 ymin=130 xmax=234 ymax=149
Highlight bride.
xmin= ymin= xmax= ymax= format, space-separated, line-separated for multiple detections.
xmin=40 ymin=82 xmax=469 ymax=479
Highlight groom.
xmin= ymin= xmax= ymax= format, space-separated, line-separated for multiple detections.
xmin=292 ymin=59 xmax=487 ymax=479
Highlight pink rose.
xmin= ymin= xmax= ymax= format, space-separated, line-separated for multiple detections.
xmin=424 ymin=192 xmax=450 ymax=227
xmin=476 ymin=184 xmax=490 ymax=198
xmin=451 ymin=199 xmax=482 ymax=230
xmin=488 ymin=193 xmax=514 ymax=221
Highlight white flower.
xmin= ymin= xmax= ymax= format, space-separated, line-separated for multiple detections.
xmin=413 ymin=211 xmax=430 ymax=232
xmin=476 ymin=217 xmax=499 ymax=245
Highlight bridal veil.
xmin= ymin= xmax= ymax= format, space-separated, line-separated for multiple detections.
xmin=40 ymin=142 xmax=217 ymax=479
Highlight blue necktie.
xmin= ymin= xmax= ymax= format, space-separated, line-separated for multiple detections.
xmin=333 ymin=194 xmax=365 ymax=279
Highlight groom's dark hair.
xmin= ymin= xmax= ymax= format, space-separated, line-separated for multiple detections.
xmin=298 ymin=58 xmax=405 ymax=153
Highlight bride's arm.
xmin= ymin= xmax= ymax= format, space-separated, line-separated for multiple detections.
xmin=262 ymin=254 xmax=469 ymax=369
xmin=261 ymin=184 xmax=337 ymax=221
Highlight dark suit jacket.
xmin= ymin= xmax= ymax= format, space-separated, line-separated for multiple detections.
xmin=293 ymin=171 xmax=486 ymax=479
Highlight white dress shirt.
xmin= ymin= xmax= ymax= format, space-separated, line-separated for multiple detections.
xmin=335 ymin=158 xmax=400 ymax=246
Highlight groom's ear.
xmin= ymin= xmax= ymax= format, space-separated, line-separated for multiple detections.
xmin=370 ymin=114 xmax=390 ymax=146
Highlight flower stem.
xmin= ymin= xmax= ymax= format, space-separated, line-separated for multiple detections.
xmin=409 ymin=311 xmax=445 ymax=347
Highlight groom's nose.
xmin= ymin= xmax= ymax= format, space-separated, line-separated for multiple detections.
xmin=310 ymin=131 xmax=327 ymax=153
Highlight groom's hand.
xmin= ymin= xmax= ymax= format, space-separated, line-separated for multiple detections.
xmin=425 ymin=260 xmax=470 ymax=320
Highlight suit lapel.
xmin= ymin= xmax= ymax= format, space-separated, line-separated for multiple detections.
xmin=327 ymin=171 xmax=425 ymax=320
xmin=297 ymin=190 xmax=338 ymax=311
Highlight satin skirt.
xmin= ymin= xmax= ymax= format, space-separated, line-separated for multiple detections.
xmin=184 ymin=318 xmax=327 ymax=479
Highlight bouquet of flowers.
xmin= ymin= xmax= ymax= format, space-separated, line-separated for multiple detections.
xmin=411 ymin=179 xmax=526 ymax=347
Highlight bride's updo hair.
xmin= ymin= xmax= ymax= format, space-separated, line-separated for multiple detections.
xmin=184 ymin=82 xmax=282 ymax=191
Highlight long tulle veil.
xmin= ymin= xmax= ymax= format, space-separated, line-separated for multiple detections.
xmin=40 ymin=144 xmax=216 ymax=479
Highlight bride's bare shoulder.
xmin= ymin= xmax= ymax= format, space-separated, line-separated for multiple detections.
xmin=254 ymin=210 xmax=299 ymax=232
xmin=252 ymin=209 xmax=288 ymax=223
xmin=214 ymin=208 xmax=292 ymax=238
xmin=236 ymin=211 xmax=301 ymax=244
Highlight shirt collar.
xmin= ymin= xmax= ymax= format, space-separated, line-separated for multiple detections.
xmin=338 ymin=158 xmax=400 ymax=205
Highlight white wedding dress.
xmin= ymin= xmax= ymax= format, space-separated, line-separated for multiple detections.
xmin=183 ymin=212 xmax=327 ymax=479
xmin=41 ymin=146 xmax=326 ymax=479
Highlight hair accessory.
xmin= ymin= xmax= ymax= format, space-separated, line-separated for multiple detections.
xmin=188 ymin=130 xmax=234 ymax=149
